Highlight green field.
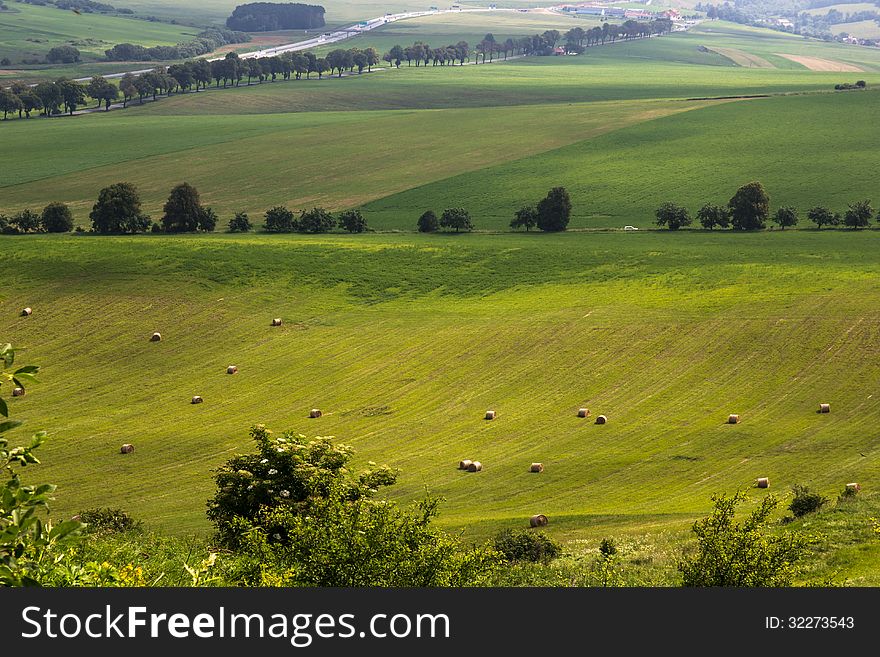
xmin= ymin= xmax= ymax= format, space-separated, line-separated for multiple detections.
xmin=832 ymin=19 xmax=880 ymax=38
xmin=4 ymin=12 xmax=880 ymax=582
xmin=0 ymin=1 xmax=197 ymax=65
xmin=4 ymin=230 xmax=880 ymax=582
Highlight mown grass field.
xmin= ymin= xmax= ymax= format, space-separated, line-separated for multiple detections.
xmin=3 ymin=231 xmax=880 ymax=582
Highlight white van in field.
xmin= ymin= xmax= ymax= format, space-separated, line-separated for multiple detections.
xmin=624 ymin=225 xmax=638 ymax=231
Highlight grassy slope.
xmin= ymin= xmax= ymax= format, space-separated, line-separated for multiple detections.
xmin=0 ymin=98 xmax=711 ymax=220
xmin=0 ymin=2 xmax=197 ymax=63
xmin=3 ymin=231 xmax=880 ymax=565
xmin=367 ymin=89 xmax=880 ymax=229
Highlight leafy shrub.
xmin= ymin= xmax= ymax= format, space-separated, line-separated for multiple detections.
xmin=338 ymin=209 xmax=367 ymax=233
xmin=263 ymin=206 xmax=297 ymax=232
xmin=599 ymin=537 xmax=618 ymax=556
xmin=493 ymin=529 xmax=561 ymax=564
xmin=655 ymin=202 xmax=691 ymax=230
xmin=298 ymin=207 xmax=335 ymax=233
xmin=228 ymin=211 xmax=252 ymax=233
xmin=679 ymin=491 xmax=808 ymax=586
xmin=789 ymin=485 xmax=829 ymax=518
xmin=77 ymin=507 xmax=142 ymax=534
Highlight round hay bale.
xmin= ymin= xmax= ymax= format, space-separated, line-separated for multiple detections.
xmin=818 ymin=403 xmax=830 ymax=414
xmin=120 ymin=444 xmax=135 ymax=454
xmin=728 ymin=414 xmax=740 ymax=424
xmin=21 ymin=307 xmax=32 ymax=317
xmin=150 ymin=332 xmax=162 ymax=342
xmin=226 ymin=365 xmax=238 ymax=375
xmin=191 ymin=395 xmax=203 ymax=404
xmin=309 ymin=408 xmax=323 ymax=418
xmin=846 ymin=482 xmax=861 ymax=492
xmin=529 ymin=514 xmax=548 ymax=528
xmin=459 ymin=459 xmax=473 ymax=470
xmin=485 ymin=410 xmax=496 ymax=420
xmin=595 ymin=415 xmax=607 ymax=425
xmin=12 ymin=387 xmax=25 ymax=397
xmin=466 ymin=461 xmax=482 ymax=472
xmin=577 ymin=408 xmax=590 ymax=418
xmin=271 ymin=318 xmax=283 ymax=326
xmin=756 ymin=477 xmax=769 ymax=489
xmin=530 ymin=462 xmax=544 ymax=473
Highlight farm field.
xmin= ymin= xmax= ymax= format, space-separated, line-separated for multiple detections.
xmin=0 ymin=1 xmax=198 ymax=64
xmin=4 ymin=230 xmax=880 ymax=584
xmin=804 ymin=2 xmax=879 ymax=15
xmin=4 ymin=8 xmax=880 ymax=584
xmin=832 ymin=18 xmax=880 ymax=39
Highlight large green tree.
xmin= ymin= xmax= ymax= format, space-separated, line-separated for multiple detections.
xmin=161 ymin=182 xmax=210 ymax=233
xmin=440 ymin=207 xmax=473 ymax=233
xmin=536 ymin=187 xmax=572 ymax=232
xmin=89 ymin=182 xmax=151 ymax=234
xmin=728 ymin=181 xmax=769 ymax=230
xmin=41 ymin=202 xmax=74 ymax=233
xmin=655 ymin=202 xmax=692 ymax=230
xmin=843 ymin=199 xmax=873 ymax=229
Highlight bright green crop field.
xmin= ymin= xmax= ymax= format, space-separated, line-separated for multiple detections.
xmin=4 ymin=230 xmax=880 ymax=582
xmin=4 ymin=12 xmax=880 ymax=581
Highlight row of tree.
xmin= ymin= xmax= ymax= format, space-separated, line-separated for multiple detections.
xmin=0 ymin=182 xmax=373 ymax=235
xmin=655 ymin=182 xmax=880 ymax=230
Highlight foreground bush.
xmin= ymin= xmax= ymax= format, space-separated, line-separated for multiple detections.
xmin=212 ymin=425 xmax=500 ymax=586
xmin=493 ymin=529 xmax=560 ymax=564
xmin=679 ymin=491 xmax=808 ymax=586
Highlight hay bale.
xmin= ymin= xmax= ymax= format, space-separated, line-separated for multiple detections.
xmin=846 ymin=482 xmax=861 ymax=492
xmin=12 ymin=387 xmax=25 ymax=397
xmin=21 ymin=307 xmax=32 ymax=317
xmin=466 ymin=461 xmax=482 ymax=472
xmin=150 ymin=332 xmax=162 ymax=342
xmin=529 ymin=514 xmax=548 ymax=528
xmin=577 ymin=408 xmax=590 ymax=418
xmin=818 ymin=403 xmax=830 ymax=413
xmin=530 ymin=462 xmax=544 ymax=473
xmin=226 ymin=365 xmax=238 ymax=375
xmin=459 ymin=459 xmax=473 ymax=470
xmin=756 ymin=477 xmax=769 ymax=489
xmin=191 ymin=395 xmax=203 ymax=404
xmin=728 ymin=414 xmax=740 ymax=424
xmin=120 ymin=444 xmax=135 ymax=454
xmin=271 ymin=318 xmax=283 ymax=326
xmin=309 ymin=408 xmax=323 ymax=418
xmin=595 ymin=415 xmax=607 ymax=425
xmin=485 ymin=410 xmax=496 ymax=420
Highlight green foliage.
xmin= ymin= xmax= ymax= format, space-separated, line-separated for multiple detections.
xmin=0 ymin=344 xmax=83 ymax=587
xmin=417 ymin=210 xmax=439 ymax=233
xmin=228 ymin=211 xmax=252 ymax=233
xmin=772 ymin=205 xmax=798 ymax=230
xmin=77 ymin=507 xmax=142 ymax=535
xmin=655 ymin=202 xmax=692 ymax=230
xmin=843 ymin=199 xmax=873 ymax=229
xmin=697 ymin=203 xmax=730 ymax=230
xmin=263 ymin=206 xmax=297 ymax=232
xmin=536 ymin=186 xmax=571 ymax=232
xmin=207 ymin=424 xmax=397 ymax=547
xmin=161 ymin=182 xmax=207 ymax=233
xmin=789 ymin=485 xmax=829 ymax=518
xmin=338 ymin=209 xmax=367 ymax=233
xmin=808 ymin=205 xmax=840 ymax=229
xmin=679 ymin=491 xmax=809 ymax=586
xmin=599 ymin=537 xmax=618 ymax=557
xmin=46 ymin=45 xmax=80 ymax=64
xmin=298 ymin=207 xmax=335 ymax=233
xmin=11 ymin=209 xmax=42 ymax=234
xmin=41 ymin=202 xmax=74 ymax=233
xmin=728 ymin=181 xmax=769 ymax=230
xmin=510 ymin=205 xmax=538 ymax=232
xmin=440 ymin=207 xmax=473 ymax=233
xmin=229 ymin=496 xmax=499 ymax=587
xmin=493 ymin=529 xmax=561 ymax=564
xmin=89 ymin=182 xmax=150 ymax=234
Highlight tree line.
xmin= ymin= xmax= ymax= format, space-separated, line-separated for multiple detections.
xmin=104 ymin=28 xmax=251 ymax=62
xmin=0 ymin=181 xmax=371 ymax=235
xmin=655 ymin=181 xmax=880 ymax=230
xmin=226 ymin=2 xmax=326 ymax=31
